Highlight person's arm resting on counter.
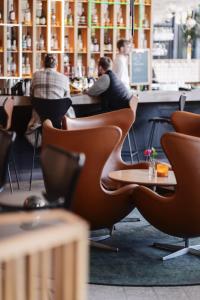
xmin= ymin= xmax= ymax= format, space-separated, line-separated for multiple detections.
xmin=87 ymin=74 xmax=110 ymax=97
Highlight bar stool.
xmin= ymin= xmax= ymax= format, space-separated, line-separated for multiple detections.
xmin=147 ymin=94 xmax=186 ymax=150
xmin=127 ymin=127 xmax=140 ymax=163
xmin=0 ymin=97 xmax=20 ymax=192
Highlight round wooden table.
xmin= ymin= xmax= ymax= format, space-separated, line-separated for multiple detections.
xmin=109 ymin=169 xmax=177 ymax=187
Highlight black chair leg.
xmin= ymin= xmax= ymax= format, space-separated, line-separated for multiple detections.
xmin=7 ymin=164 xmax=13 ymax=193
xmin=130 ymin=127 xmax=140 ymax=162
xmin=10 ymin=152 xmax=20 ymax=190
xmin=29 ymin=129 xmax=40 ymax=191
xmin=127 ymin=132 xmax=134 ymax=164
xmin=148 ymin=121 xmax=156 ymax=149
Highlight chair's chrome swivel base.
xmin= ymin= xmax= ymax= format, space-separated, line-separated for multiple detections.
xmin=153 ymin=239 xmax=200 ymax=261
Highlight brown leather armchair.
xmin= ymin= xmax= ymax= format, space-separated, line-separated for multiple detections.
xmin=171 ymin=111 xmax=200 ymax=137
xmin=62 ymin=98 xmax=147 ymax=189
xmin=42 ymin=119 xmax=137 ymax=231
xmin=132 ymin=131 xmax=200 ymax=260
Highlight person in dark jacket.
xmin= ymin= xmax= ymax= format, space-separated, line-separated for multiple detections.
xmin=87 ymin=56 xmax=133 ymax=112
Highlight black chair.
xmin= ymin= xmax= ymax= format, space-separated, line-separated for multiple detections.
xmin=147 ymin=94 xmax=186 ymax=151
xmin=40 ymin=145 xmax=85 ymax=209
xmin=29 ymin=97 xmax=72 ymax=190
xmin=0 ymin=97 xmax=20 ymax=192
xmin=0 ymin=130 xmax=16 ymax=192
xmin=0 ymin=145 xmax=85 ymax=212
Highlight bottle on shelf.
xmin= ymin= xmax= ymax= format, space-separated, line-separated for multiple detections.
xmin=12 ymin=35 xmax=17 ymax=51
xmin=92 ymin=8 xmax=98 ymax=25
xmin=26 ymin=56 xmax=31 ymax=75
xmin=67 ymin=7 xmax=73 ymax=26
xmin=117 ymin=7 xmax=124 ymax=26
xmin=11 ymin=56 xmax=17 ymax=76
xmin=79 ymin=8 xmax=86 ymax=25
xmin=24 ymin=2 xmax=31 ymax=25
xmin=51 ymin=33 xmax=58 ymax=50
xmin=40 ymin=8 xmax=46 ymax=25
xmin=36 ymin=0 xmax=42 ymax=18
xmin=7 ymin=33 xmax=12 ymax=51
xmin=38 ymin=34 xmax=45 ymax=51
xmin=64 ymin=35 xmax=70 ymax=51
xmin=22 ymin=56 xmax=26 ymax=75
xmin=51 ymin=9 xmax=56 ymax=25
xmin=143 ymin=14 xmax=150 ymax=28
xmin=91 ymin=37 xmax=99 ymax=52
xmin=26 ymin=33 xmax=32 ymax=50
xmin=78 ymin=34 xmax=83 ymax=52
xmin=9 ymin=3 xmax=16 ymax=23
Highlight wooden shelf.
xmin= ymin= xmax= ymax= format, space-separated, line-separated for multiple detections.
xmin=0 ymin=0 xmax=152 ymax=81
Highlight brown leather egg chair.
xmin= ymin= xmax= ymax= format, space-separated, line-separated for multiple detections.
xmin=62 ymin=97 xmax=148 ymax=189
xmin=132 ymin=131 xmax=200 ymax=260
xmin=171 ymin=111 xmax=200 ymax=137
xmin=42 ymin=119 xmax=136 ymax=232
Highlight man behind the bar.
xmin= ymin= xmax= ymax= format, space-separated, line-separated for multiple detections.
xmin=113 ymin=39 xmax=131 ymax=90
xmin=87 ymin=56 xmax=133 ymax=112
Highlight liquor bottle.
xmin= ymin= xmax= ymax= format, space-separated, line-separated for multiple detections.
xmin=54 ymin=33 xmax=58 ymax=50
xmin=92 ymin=8 xmax=98 ymax=25
xmin=11 ymin=56 xmax=17 ymax=76
xmin=78 ymin=34 xmax=83 ymax=52
xmin=117 ymin=7 xmax=124 ymax=26
xmin=80 ymin=8 xmax=86 ymax=25
xmin=26 ymin=57 xmax=31 ymax=75
xmin=9 ymin=3 xmax=16 ymax=23
xmin=24 ymin=2 xmax=31 ymax=24
xmin=40 ymin=10 xmax=46 ymax=25
xmin=64 ymin=35 xmax=69 ymax=51
xmin=7 ymin=33 xmax=12 ymax=50
xmin=12 ymin=34 xmax=17 ymax=51
xmin=22 ymin=56 xmax=26 ymax=75
xmin=38 ymin=34 xmax=44 ymax=50
xmin=7 ymin=57 xmax=12 ymax=76
xmin=36 ymin=0 xmax=42 ymax=18
xmin=51 ymin=9 xmax=56 ymax=25
xmin=93 ymin=38 xmax=99 ymax=52
xmin=26 ymin=33 xmax=32 ymax=50
xmin=22 ymin=35 xmax=27 ymax=50
xmin=67 ymin=7 xmax=73 ymax=26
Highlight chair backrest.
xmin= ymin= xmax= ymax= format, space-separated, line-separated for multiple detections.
xmin=63 ymin=100 xmax=136 ymax=175
xmin=31 ymin=97 xmax=72 ymax=128
xmin=178 ymin=94 xmax=186 ymax=111
xmin=42 ymin=119 xmax=136 ymax=230
xmin=3 ymin=96 xmax=14 ymax=130
xmin=161 ymin=132 xmax=200 ymax=236
xmin=0 ymin=130 xmax=16 ymax=190
xmin=40 ymin=145 xmax=85 ymax=209
xmin=171 ymin=111 xmax=200 ymax=138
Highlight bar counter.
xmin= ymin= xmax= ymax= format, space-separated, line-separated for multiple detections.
xmin=1 ymin=89 xmax=200 ymax=106
xmin=2 ymin=89 xmax=200 ymax=181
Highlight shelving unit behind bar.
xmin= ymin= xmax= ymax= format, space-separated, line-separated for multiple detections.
xmin=132 ymin=0 xmax=152 ymax=89
xmin=0 ymin=0 xmax=152 ymax=84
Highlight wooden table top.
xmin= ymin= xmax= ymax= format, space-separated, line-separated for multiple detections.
xmin=0 ymin=191 xmax=41 ymax=206
xmin=109 ymin=169 xmax=177 ymax=186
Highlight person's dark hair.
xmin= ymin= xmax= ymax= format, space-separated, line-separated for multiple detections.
xmin=98 ymin=57 xmax=112 ymax=71
xmin=44 ymin=54 xmax=57 ymax=68
xmin=117 ymin=39 xmax=130 ymax=51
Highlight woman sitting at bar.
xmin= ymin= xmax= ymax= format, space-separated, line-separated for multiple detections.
xmin=27 ymin=54 xmax=71 ymax=131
